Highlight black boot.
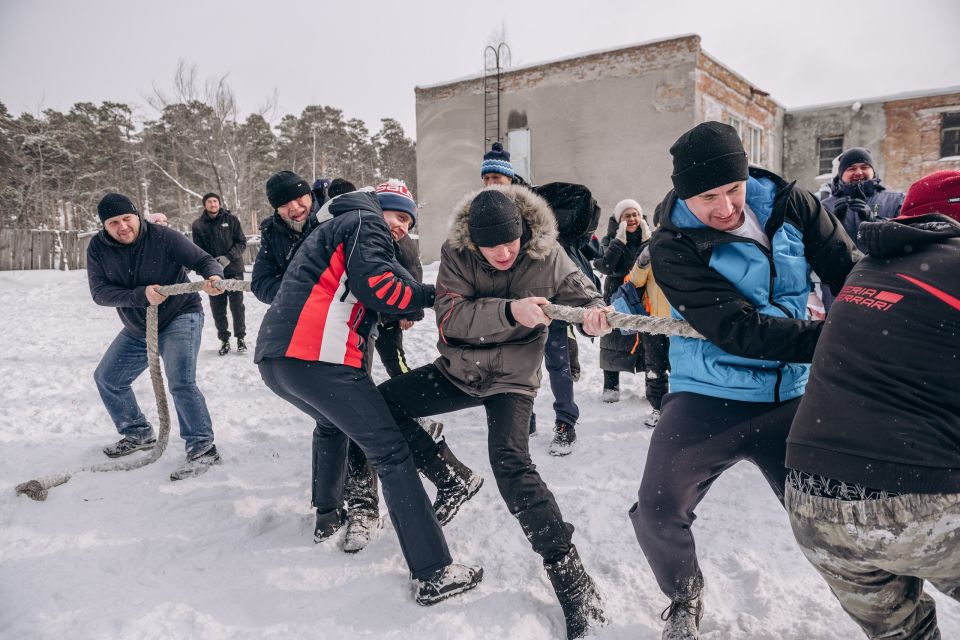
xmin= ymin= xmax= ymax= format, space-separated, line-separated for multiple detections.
xmin=343 ymin=455 xmax=380 ymax=554
xmin=419 ymin=438 xmax=483 ymax=526
xmin=660 ymin=574 xmax=704 ymax=640
xmin=413 ymin=563 xmax=484 ymax=606
xmin=314 ymin=507 xmax=346 ymax=543
xmin=236 ymin=337 xmax=247 ymax=353
xmin=544 ymin=546 xmax=608 ymax=639
xmin=549 ymin=421 xmax=577 ymax=457
xmin=218 ymin=340 xmax=230 ymax=356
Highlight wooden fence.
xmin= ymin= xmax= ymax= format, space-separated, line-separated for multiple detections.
xmin=0 ymin=229 xmax=260 ymax=271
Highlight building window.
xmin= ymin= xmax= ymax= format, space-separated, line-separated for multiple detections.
xmin=942 ymin=112 xmax=960 ymax=158
xmin=817 ymin=136 xmax=844 ymax=176
xmin=749 ymin=126 xmax=762 ymax=164
xmin=728 ymin=116 xmax=743 ymax=137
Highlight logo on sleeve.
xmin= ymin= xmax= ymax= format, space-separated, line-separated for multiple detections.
xmin=835 ymin=285 xmax=903 ymax=311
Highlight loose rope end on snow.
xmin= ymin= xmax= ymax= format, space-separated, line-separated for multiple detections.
xmin=15 ymin=474 xmax=72 ymax=501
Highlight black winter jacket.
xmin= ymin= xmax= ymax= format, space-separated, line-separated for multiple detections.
xmin=87 ymin=221 xmax=224 ymax=337
xmin=254 ymin=191 xmax=435 ymax=368
xmin=191 ymin=209 xmax=246 ymax=277
xmin=250 ymin=196 xmax=322 ymax=304
xmin=787 ymin=214 xmax=960 ymax=493
xmin=593 ymin=215 xmax=647 ymax=301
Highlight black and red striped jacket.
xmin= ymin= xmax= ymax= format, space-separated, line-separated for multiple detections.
xmin=254 ymin=190 xmax=435 ymax=368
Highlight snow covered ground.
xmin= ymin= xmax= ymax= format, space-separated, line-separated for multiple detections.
xmin=1 ymin=266 xmax=957 ymax=640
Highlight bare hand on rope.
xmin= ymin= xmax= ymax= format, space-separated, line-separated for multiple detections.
xmin=511 ymin=297 xmax=552 ymax=328
xmin=202 ymin=275 xmax=225 ymax=296
xmin=145 ymin=284 xmax=167 ymax=305
xmin=580 ymin=306 xmax=613 ymax=336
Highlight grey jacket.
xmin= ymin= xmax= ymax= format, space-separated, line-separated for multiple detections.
xmin=434 ymin=184 xmax=603 ymax=397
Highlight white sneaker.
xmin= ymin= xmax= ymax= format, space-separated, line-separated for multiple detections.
xmin=601 ymin=388 xmax=620 ymax=403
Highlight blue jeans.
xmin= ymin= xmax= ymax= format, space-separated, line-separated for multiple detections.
xmin=545 ymin=320 xmax=579 ymax=426
xmin=94 ymin=312 xmax=214 ymax=456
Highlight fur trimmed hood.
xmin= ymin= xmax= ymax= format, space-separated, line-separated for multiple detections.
xmin=447 ymin=184 xmax=558 ymax=261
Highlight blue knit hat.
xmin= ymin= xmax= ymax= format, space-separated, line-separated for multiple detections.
xmin=481 ymin=142 xmax=514 ymax=178
xmin=375 ymin=179 xmax=418 ymax=227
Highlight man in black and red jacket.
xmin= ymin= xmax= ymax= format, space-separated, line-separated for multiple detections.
xmin=254 ymin=186 xmax=482 ymax=605
xmin=785 ymin=170 xmax=960 ymax=640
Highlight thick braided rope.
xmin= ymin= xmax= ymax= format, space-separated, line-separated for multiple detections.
xmin=541 ymin=304 xmax=704 ymax=339
xmin=15 ymin=279 xmax=250 ymax=501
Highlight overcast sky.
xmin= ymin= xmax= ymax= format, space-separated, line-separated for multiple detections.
xmin=2 ymin=0 xmax=958 ymax=138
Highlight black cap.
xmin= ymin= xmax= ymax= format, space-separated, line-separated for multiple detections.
xmin=202 ymin=192 xmax=221 ymax=206
xmin=97 ymin=193 xmax=138 ymax=223
xmin=468 ymin=190 xmax=523 ymax=248
xmin=670 ymin=121 xmax=749 ymax=199
xmin=266 ymin=171 xmax=311 ymax=209
xmin=838 ymin=148 xmax=874 ymax=176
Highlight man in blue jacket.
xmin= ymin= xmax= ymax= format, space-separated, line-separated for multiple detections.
xmin=87 ymin=193 xmax=226 ymax=481
xmin=628 ymin=122 xmax=858 ymax=639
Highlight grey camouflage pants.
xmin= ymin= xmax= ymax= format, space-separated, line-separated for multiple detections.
xmin=786 ymin=485 xmax=960 ymax=639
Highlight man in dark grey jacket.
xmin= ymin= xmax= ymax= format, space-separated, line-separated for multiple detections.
xmin=87 ymin=192 xmax=225 ymax=480
xmin=191 ymin=193 xmax=247 ymax=355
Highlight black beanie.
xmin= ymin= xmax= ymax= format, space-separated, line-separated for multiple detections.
xmin=670 ymin=122 xmax=749 ymax=200
xmin=468 ymin=189 xmax=523 ymax=248
xmin=97 ymin=193 xmax=138 ymax=223
xmin=202 ymin=192 xmax=221 ymax=206
xmin=327 ymin=178 xmax=357 ymax=199
xmin=266 ymin=171 xmax=311 ymax=209
xmin=838 ymin=148 xmax=874 ymax=176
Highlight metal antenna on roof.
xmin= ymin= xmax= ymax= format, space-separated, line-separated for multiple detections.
xmin=483 ymin=43 xmax=511 ymax=146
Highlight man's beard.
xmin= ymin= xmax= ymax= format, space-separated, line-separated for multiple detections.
xmin=284 ymin=218 xmax=307 ymax=233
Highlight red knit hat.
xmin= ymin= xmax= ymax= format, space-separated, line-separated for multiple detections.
xmin=898 ymin=170 xmax=960 ymax=222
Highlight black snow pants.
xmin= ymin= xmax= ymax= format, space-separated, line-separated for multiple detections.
xmin=379 ymin=363 xmax=575 ymax=564
xmin=629 ymin=391 xmax=799 ymax=599
xmin=641 ymin=334 xmax=670 ymax=411
xmin=209 ymin=274 xmax=246 ymax=341
xmin=258 ymin=357 xmax=451 ymax=579
xmin=373 ymin=321 xmax=410 ymax=379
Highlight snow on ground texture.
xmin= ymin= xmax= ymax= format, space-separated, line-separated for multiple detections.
xmin=1 ymin=266 xmax=957 ymax=640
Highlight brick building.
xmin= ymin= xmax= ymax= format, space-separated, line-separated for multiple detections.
xmin=414 ymin=34 xmax=960 ymax=261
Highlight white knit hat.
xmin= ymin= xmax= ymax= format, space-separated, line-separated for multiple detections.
xmin=613 ymin=199 xmax=642 ymax=221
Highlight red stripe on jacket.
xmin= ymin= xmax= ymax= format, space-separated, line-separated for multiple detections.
xmin=286 ymin=244 xmax=346 ymax=361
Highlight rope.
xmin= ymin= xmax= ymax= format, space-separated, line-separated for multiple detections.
xmin=15 ymin=280 xmax=695 ymax=500
xmin=541 ymin=304 xmax=704 ymax=339
xmin=15 ymin=279 xmax=250 ymax=501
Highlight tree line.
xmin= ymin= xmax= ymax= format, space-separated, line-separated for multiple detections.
xmin=0 ymin=64 xmax=417 ymax=234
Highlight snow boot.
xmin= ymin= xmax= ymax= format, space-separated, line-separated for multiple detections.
xmin=544 ymin=545 xmax=608 ymax=639
xmin=413 ymin=563 xmax=483 ymax=606
xmin=169 ymin=445 xmax=221 ymax=481
xmin=416 ymin=416 xmax=444 ymax=441
xmin=644 ymin=409 xmax=661 ymax=428
xmin=102 ymin=437 xmax=156 ymax=458
xmin=218 ymin=340 xmax=231 ymax=356
xmin=314 ymin=507 xmax=347 ymax=543
xmin=419 ymin=439 xmax=483 ymax=526
xmin=660 ymin=574 xmax=704 ymax=640
xmin=529 ymin=411 xmax=538 ymax=437
xmin=342 ymin=509 xmax=382 ymax=553
xmin=236 ymin=337 xmax=247 ymax=353
xmin=549 ymin=421 xmax=577 ymax=457
xmin=601 ymin=387 xmax=620 ymax=403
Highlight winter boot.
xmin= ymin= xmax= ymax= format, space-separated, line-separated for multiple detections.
xmin=314 ymin=507 xmax=347 ymax=543
xmin=413 ymin=563 xmax=483 ymax=606
xmin=644 ymin=409 xmax=661 ymax=428
xmin=342 ymin=509 xmax=382 ymax=553
xmin=416 ymin=416 xmax=444 ymax=441
xmin=169 ymin=445 xmax=221 ymax=481
xmin=419 ymin=439 xmax=483 ymax=526
xmin=660 ymin=574 xmax=704 ymax=640
xmin=601 ymin=387 xmax=620 ymax=403
xmin=549 ymin=421 xmax=577 ymax=457
xmin=529 ymin=411 xmax=538 ymax=437
xmin=544 ymin=545 xmax=608 ymax=639
xmin=218 ymin=340 xmax=231 ymax=356
xmin=103 ymin=437 xmax=157 ymax=458
xmin=236 ymin=337 xmax=247 ymax=353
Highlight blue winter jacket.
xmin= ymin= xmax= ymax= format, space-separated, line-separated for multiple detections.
xmin=650 ymin=168 xmax=858 ymax=403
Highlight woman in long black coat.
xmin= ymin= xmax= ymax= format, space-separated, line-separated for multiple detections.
xmin=592 ymin=198 xmax=650 ymax=402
